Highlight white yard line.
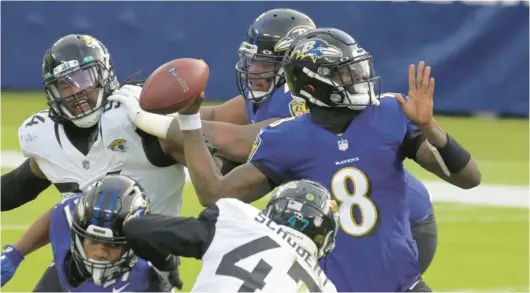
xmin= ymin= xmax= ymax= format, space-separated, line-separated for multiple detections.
xmin=1 ymin=150 xmax=528 ymax=208
xmin=0 ymin=224 xmax=29 ymax=231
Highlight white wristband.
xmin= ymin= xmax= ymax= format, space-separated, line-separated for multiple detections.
xmin=178 ymin=113 xmax=202 ymax=131
xmin=135 ymin=111 xmax=173 ymax=139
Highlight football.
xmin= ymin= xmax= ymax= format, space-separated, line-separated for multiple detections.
xmin=139 ymin=58 xmax=209 ymax=114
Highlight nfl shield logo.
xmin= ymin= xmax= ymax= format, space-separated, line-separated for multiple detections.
xmin=82 ymin=160 xmax=90 ymax=170
xmin=337 ymin=139 xmax=349 ymax=151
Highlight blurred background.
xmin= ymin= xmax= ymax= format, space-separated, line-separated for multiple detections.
xmin=1 ymin=1 xmax=529 ymax=292
xmin=2 ymin=1 xmax=529 ymax=116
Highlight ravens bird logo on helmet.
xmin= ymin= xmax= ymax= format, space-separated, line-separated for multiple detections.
xmin=290 ymin=39 xmax=343 ymax=63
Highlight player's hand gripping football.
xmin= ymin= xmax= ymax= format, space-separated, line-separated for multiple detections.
xmin=0 ymin=245 xmax=24 ymax=287
xmin=108 ymin=85 xmax=143 ymax=123
xmin=395 ymin=61 xmax=435 ymax=127
xmin=178 ymin=91 xmax=205 ymax=115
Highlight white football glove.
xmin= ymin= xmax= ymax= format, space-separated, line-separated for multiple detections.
xmin=108 ymin=92 xmax=142 ymax=124
xmin=108 ymin=84 xmax=144 ymax=123
xmin=113 ymin=84 xmax=143 ymax=101
xmin=108 ymin=86 xmax=173 ymax=139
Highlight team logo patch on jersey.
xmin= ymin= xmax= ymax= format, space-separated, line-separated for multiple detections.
xmin=289 ymin=100 xmax=309 ymax=117
xmin=247 ymin=134 xmax=262 ymax=162
xmin=107 ymin=139 xmax=128 ymax=153
xmin=290 ymin=39 xmax=343 ymax=63
xmin=337 ymin=138 xmax=349 ymax=151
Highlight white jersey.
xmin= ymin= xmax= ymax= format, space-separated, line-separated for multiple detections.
xmin=18 ymin=105 xmax=185 ymax=215
xmin=192 ymin=198 xmax=337 ymax=293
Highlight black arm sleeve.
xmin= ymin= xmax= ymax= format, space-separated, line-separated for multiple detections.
xmin=400 ymin=129 xmax=427 ymax=160
xmin=123 ymin=205 xmax=219 ymax=269
xmin=1 ymin=159 xmax=51 ymax=211
xmin=136 ymin=129 xmax=177 ymax=167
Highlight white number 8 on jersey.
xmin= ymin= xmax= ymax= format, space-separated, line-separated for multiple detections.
xmin=331 ymin=167 xmax=378 ymax=236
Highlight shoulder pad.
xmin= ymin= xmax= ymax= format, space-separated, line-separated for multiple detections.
xmin=215 ymin=197 xmax=245 ymax=209
xmin=53 ymin=192 xmax=83 ymax=214
xmin=19 ymin=110 xmax=53 ymax=131
xmin=260 ymin=116 xmax=309 ymax=142
xmin=18 ymin=110 xmax=54 ymax=157
xmin=375 ymin=93 xmax=407 ymax=112
xmin=247 ymin=116 xmax=307 ymax=165
xmin=266 ymin=115 xmax=299 ymax=130
xmin=249 ymin=117 xmax=298 ymax=158
xmin=270 ymin=85 xmax=309 ymax=118
xmin=59 ymin=192 xmax=84 ymax=205
xmin=215 ymin=198 xmax=258 ymax=217
xmin=379 ymin=92 xmax=409 ymax=101
xmin=100 ymin=101 xmax=134 ymax=129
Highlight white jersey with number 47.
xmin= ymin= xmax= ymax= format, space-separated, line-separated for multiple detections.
xmin=192 ymin=198 xmax=337 ymax=293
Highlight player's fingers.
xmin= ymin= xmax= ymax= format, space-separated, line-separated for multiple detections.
xmin=107 ymin=94 xmax=126 ymax=103
xmin=422 ymin=66 xmax=431 ymax=94
xmin=117 ymin=84 xmax=142 ymax=96
xmin=416 ymin=61 xmax=425 ymax=89
xmin=194 ymin=92 xmax=206 ymax=105
xmin=176 ymin=280 xmax=183 ymax=290
xmin=115 ymin=87 xmax=138 ymax=98
xmin=123 ymin=84 xmax=143 ymax=97
xmin=122 ymin=84 xmax=142 ymax=91
xmin=112 ymin=89 xmax=130 ymax=97
xmin=408 ymin=64 xmax=416 ymax=91
xmin=395 ymin=93 xmax=407 ymax=106
xmin=428 ymin=78 xmax=435 ymax=99
xmin=107 ymin=94 xmax=122 ymax=101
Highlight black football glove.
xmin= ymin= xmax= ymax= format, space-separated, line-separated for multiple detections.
xmin=154 ymin=255 xmax=183 ymax=291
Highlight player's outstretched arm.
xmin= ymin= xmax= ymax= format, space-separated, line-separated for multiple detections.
xmin=177 ymin=95 xmax=273 ymax=206
xmin=200 ymin=118 xmax=278 ymax=163
xmin=178 ymin=120 xmax=271 ymax=205
xmin=397 ymin=61 xmax=481 ymax=189
xmin=1 ymin=158 xmax=51 ymax=211
xmin=1 ymin=208 xmax=52 ymax=286
xmin=411 ymin=124 xmax=481 ymax=189
xmin=107 ymin=92 xmax=273 ymax=205
xmin=170 ymin=94 xmax=277 ymax=163
xmin=160 ymin=118 xmax=277 ymax=165
xmin=12 ymin=208 xmax=52 ymax=256
xmin=123 ymin=213 xmax=212 ymax=265
xmin=199 ymin=95 xmax=248 ymax=124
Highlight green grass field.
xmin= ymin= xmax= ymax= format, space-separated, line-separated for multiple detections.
xmin=1 ymin=92 xmax=529 ymax=292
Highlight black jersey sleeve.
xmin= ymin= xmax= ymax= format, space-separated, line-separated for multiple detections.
xmin=123 ymin=205 xmax=219 ymax=268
